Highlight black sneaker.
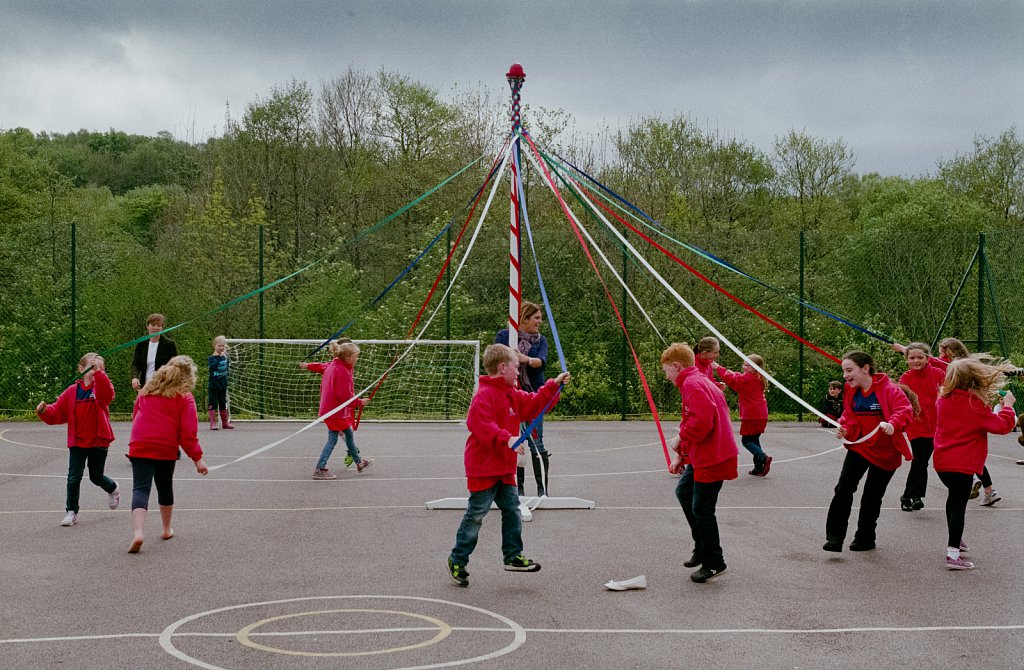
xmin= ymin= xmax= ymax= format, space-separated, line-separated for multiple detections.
xmin=503 ymin=555 xmax=541 ymax=572
xmin=900 ymin=498 xmax=913 ymax=512
xmin=690 ymin=564 xmax=726 ymax=583
xmin=822 ymin=540 xmax=843 ymax=552
xmin=683 ymin=551 xmax=701 ymax=568
xmin=447 ymin=558 xmax=469 ymax=587
xmin=911 ymin=498 xmax=924 ymax=511
xmin=849 ymin=539 xmax=876 ymax=551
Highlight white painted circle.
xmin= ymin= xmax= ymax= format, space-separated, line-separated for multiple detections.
xmin=159 ymin=595 xmax=526 ymax=670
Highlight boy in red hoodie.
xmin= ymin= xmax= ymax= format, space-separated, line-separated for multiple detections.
xmin=37 ymin=353 xmax=120 ymax=527
xmin=446 ymin=344 xmax=569 ymax=587
xmin=933 ymin=358 xmax=1017 ymax=570
xmin=662 ymin=343 xmax=738 ymax=583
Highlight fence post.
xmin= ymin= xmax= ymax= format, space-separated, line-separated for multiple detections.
xmin=70 ymin=219 xmax=77 ymax=368
xmin=798 ymin=230 xmax=805 ymax=422
xmin=620 ymin=235 xmax=628 ymax=421
xmin=258 ymin=222 xmax=265 ymax=419
xmin=977 ymin=232 xmax=985 ymax=352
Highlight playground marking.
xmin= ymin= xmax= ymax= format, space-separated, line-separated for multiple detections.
xmin=159 ymin=595 xmax=526 ymax=670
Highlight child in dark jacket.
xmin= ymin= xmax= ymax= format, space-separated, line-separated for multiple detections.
xmin=446 ymin=344 xmax=569 ymax=587
xmin=818 ymin=381 xmax=844 ymax=427
xmin=37 ymin=353 xmax=120 ymax=527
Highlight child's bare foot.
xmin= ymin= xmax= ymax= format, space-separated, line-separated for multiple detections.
xmin=128 ymin=536 xmax=144 ymax=553
xmin=161 ymin=529 xmax=174 ymax=540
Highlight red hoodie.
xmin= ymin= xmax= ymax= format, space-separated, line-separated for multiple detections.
xmin=37 ymin=370 xmax=115 ymax=448
xmin=306 ymin=359 xmax=364 ymax=431
xmin=898 ymin=365 xmax=946 ymax=439
xmin=674 ymin=367 xmax=738 ymax=483
xmin=128 ymin=392 xmax=203 ymax=462
xmin=838 ymin=374 xmax=913 ymax=470
xmin=933 ymin=390 xmax=1016 ymax=475
xmin=714 ymin=367 xmax=768 ymax=420
xmin=695 ymin=357 xmax=715 ymax=381
xmin=463 ymin=375 xmax=561 ymax=490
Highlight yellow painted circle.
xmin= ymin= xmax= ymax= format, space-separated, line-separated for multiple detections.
xmin=234 ymin=608 xmax=452 ymax=657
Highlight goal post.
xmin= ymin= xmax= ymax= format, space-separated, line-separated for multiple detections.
xmin=225 ymin=339 xmax=480 ymax=422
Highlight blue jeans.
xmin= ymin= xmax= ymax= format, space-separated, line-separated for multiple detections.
xmin=66 ymin=447 xmax=117 ymax=513
xmin=316 ymin=428 xmax=360 ymax=470
xmin=522 ymin=416 xmax=546 ymax=454
xmin=449 ymin=483 xmax=523 ymax=566
xmin=674 ymin=465 xmax=725 ymax=569
xmin=741 ymin=434 xmax=766 ymax=464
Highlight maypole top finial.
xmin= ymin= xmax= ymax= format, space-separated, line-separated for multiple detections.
xmin=506 ymin=63 xmax=525 ymax=81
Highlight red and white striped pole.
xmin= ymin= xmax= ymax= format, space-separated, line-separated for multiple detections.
xmin=506 ymin=63 xmax=525 ymax=352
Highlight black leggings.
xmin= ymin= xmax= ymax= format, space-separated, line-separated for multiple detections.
xmin=937 ymin=470 xmax=973 ymax=548
xmin=979 ymin=466 xmax=992 ymax=488
xmin=207 ymin=385 xmax=228 ymax=412
xmin=130 ymin=458 xmax=176 ymax=509
xmin=902 ymin=437 xmax=934 ymax=500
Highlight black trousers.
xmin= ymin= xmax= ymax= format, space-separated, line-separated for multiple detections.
xmin=207 ymin=385 xmax=228 ymax=411
xmin=130 ymin=458 xmax=176 ymax=510
xmin=937 ymin=470 xmax=973 ymax=548
xmin=66 ymin=447 xmax=117 ymax=513
xmin=902 ymin=437 xmax=934 ymax=500
xmin=675 ymin=465 xmax=726 ymax=569
xmin=825 ymin=450 xmax=896 ymax=544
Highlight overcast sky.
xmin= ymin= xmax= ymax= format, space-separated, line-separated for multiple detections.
xmin=1 ymin=1 xmax=1021 ymax=176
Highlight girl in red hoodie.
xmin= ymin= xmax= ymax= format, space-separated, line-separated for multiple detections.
xmin=663 ymin=343 xmax=738 ymax=584
xmin=713 ymin=353 xmax=772 ymax=476
xmin=299 ymin=340 xmax=371 ymax=480
xmin=896 ymin=343 xmax=947 ymax=512
xmin=824 ymin=351 xmax=913 ymax=553
xmin=37 ymin=353 xmax=119 ymax=527
xmin=933 ymin=358 xmax=1017 ymax=570
xmin=127 ymin=356 xmax=208 ymax=553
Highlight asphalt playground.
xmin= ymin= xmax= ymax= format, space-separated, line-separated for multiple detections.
xmin=2 ymin=419 xmax=1024 ymax=669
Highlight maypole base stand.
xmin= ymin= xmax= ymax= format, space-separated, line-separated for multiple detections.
xmin=425 ymin=496 xmax=595 ymax=522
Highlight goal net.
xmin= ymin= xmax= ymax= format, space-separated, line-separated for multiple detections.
xmin=225 ymin=339 xmax=480 ymax=422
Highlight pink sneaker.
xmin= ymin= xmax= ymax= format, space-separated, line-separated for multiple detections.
xmin=946 ymin=555 xmax=975 ymax=571
xmin=356 ymin=458 xmax=374 ymax=473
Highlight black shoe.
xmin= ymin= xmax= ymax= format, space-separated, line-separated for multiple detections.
xmin=900 ymin=498 xmax=913 ymax=512
xmin=447 ymin=558 xmax=469 ymax=587
xmin=683 ymin=551 xmax=701 ymax=568
xmin=849 ymin=539 xmax=876 ymax=551
xmin=911 ymin=498 xmax=924 ymax=511
xmin=822 ymin=540 xmax=843 ymax=552
xmin=690 ymin=564 xmax=726 ymax=583
xmin=503 ymin=555 xmax=541 ymax=572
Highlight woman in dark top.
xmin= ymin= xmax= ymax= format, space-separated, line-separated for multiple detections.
xmin=131 ymin=313 xmax=178 ymax=391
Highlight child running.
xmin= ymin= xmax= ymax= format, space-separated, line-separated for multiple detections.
xmin=299 ymin=340 xmax=371 ymax=480
xmin=824 ymin=351 xmax=913 ymax=553
xmin=207 ymin=335 xmax=234 ymax=430
xmin=662 ymin=343 xmax=738 ymax=583
xmin=36 ymin=353 xmax=120 ymax=526
xmin=127 ymin=356 xmax=208 ymax=553
xmin=818 ymin=381 xmax=844 ymax=427
xmin=446 ymin=344 xmax=569 ymax=587
xmin=896 ymin=342 xmax=946 ymax=512
xmin=897 ymin=337 xmax=1001 ymax=505
xmin=713 ymin=354 xmax=772 ymax=476
xmin=932 ymin=358 xmax=1017 ymax=570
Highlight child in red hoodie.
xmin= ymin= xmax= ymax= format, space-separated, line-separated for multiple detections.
xmin=824 ymin=351 xmax=913 ymax=553
xmin=662 ymin=343 xmax=738 ymax=583
xmin=896 ymin=343 xmax=946 ymax=512
xmin=300 ymin=339 xmax=371 ymax=480
xmin=933 ymin=358 xmax=1017 ymax=570
xmin=37 ymin=353 xmax=120 ymax=527
xmin=446 ymin=344 xmax=569 ymax=587
xmin=127 ymin=356 xmax=208 ymax=553
xmin=713 ymin=353 xmax=772 ymax=476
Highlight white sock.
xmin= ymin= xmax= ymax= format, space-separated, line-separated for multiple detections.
xmin=947 ymin=547 xmax=960 ymax=560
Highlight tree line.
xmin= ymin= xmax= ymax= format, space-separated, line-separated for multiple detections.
xmin=2 ymin=66 xmax=1022 ymax=418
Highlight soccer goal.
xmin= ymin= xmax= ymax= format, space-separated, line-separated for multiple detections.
xmin=225 ymin=339 xmax=480 ymax=422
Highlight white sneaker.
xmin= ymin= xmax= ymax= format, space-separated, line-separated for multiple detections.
xmin=61 ymin=511 xmax=78 ymax=526
xmin=980 ymin=490 xmax=1001 ymax=507
xmin=108 ymin=484 xmax=121 ymax=510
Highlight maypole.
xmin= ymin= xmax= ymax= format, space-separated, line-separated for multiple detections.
xmin=507 ymin=63 xmax=526 ymax=352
